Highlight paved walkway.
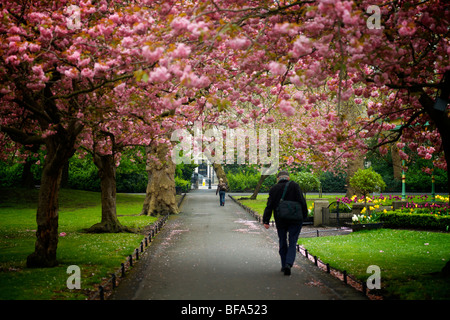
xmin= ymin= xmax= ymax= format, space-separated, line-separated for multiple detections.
xmin=109 ymin=189 xmax=366 ymax=300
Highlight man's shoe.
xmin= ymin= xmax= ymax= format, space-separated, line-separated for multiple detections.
xmin=284 ymin=264 xmax=291 ymax=276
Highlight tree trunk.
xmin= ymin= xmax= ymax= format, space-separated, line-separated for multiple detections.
xmin=140 ymin=142 xmax=178 ymax=216
xmin=419 ymin=71 xmax=450 ymax=202
xmin=345 ymin=154 xmax=365 ymax=198
xmin=249 ymin=174 xmax=268 ymax=199
xmin=21 ymin=156 xmax=35 ymax=189
xmin=85 ymin=153 xmax=130 ymax=233
xmin=26 ymin=125 xmax=81 ymax=268
xmin=391 ymin=143 xmax=402 ymax=181
xmin=341 ymin=97 xmax=367 ymax=198
xmin=212 ymin=162 xmax=228 ymax=184
xmin=26 ymin=153 xmax=61 ymax=267
xmin=21 ymin=145 xmax=40 ymax=189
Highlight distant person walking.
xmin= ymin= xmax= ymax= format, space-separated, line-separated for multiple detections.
xmin=216 ymin=178 xmax=228 ymax=206
xmin=263 ymin=170 xmax=307 ymax=275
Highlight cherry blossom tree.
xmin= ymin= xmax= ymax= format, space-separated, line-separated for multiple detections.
xmin=0 ymin=1 xmax=127 ymax=266
xmin=188 ymin=0 xmax=449 ymax=195
xmin=1 ymin=0 xmax=449 ymax=269
xmin=0 ymin=0 xmax=199 ymax=267
xmin=77 ymin=85 xmax=150 ymax=233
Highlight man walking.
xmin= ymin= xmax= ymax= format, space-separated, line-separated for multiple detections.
xmin=263 ymin=170 xmax=307 ymax=275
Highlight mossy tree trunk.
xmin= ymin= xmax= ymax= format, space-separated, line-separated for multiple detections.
xmin=212 ymin=162 xmax=228 ymax=184
xmin=141 ymin=142 xmax=178 ymax=217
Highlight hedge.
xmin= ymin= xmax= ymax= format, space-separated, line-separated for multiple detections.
xmin=175 ymin=176 xmax=191 ymax=192
xmin=227 ymin=171 xmax=261 ymax=192
xmin=379 ymin=210 xmax=450 ymax=231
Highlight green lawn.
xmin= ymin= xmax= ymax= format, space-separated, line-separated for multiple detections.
xmin=0 ymin=188 xmax=157 ymax=300
xmin=299 ymin=229 xmax=450 ymax=299
xmin=237 ymin=194 xmax=333 ymax=217
xmin=237 ymin=194 xmax=450 ymax=300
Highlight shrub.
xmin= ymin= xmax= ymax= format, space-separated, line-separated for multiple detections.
xmin=227 ymin=171 xmax=260 ymax=191
xmin=320 ymin=171 xmax=347 ymax=193
xmin=175 ymin=176 xmax=191 ymax=192
xmin=67 ymin=157 xmax=100 ymax=191
xmin=349 ymin=168 xmax=386 ymax=203
xmin=116 ymin=172 xmax=147 ymax=193
xmin=0 ymin=162 xmax=23 ymax=187
xmin=291 ymin=172 xmax=320 ymax=195
xmin=380 ymin=210 xmax=450 ymax=231
xmin=260 ymin=175 xmax=277 ymax=192
xmin=175 ymin=163 xmax=197 ymax=182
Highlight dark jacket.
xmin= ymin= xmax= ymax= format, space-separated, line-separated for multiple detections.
xmin=263 ymin=179 xmax=308 ymax=228
xmin=216 ymin=182 xmax=228 ymax=195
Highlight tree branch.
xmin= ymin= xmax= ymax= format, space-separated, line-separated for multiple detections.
xmin=50 ymin=73 xmax=134 ymax=101
xmin=0 ymin=125 xmax=45 ymax=146
xmin=368 ymin=109 xmax=425 ymax=150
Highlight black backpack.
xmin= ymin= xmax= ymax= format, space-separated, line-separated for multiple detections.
xmin=276 ymin=181 xmax=303 ymax=223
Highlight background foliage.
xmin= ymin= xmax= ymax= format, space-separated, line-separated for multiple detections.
xmin=0 ymin=147 xmax=447 ymax=194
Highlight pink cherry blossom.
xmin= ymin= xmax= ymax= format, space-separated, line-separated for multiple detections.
xmin=142 ymin=46 xmax=164 ymax=64
xmin=279 ymin=100 xmax=295 ymax=116
xmin=171 ymin=17 xmax=190 ymax=31
xmin=268 ymin=61 xmax=287 ymax=76
xmin=171 ymin=43 xmax=191 ymax=59
xmin=228 ymin=37 xmax=251 ymax=50
xmin=149 ymin=66 xmax=171 ymax=83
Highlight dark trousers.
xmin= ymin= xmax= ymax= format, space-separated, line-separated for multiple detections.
xmin=276 ymin=224 xmax=302 ymax=268
xmin=219 ymin=191 xmax=225 ymax=206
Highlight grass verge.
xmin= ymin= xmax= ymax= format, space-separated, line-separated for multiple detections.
xmin=237 ymin=194 xmax=450 ymax=300
xmin=298 ymin=229 xmax=450 ymax=299
xmin=0 ymin=188 xmax=160 ymax=300
xmin=237 ymin=194 xmax=329 ymax=217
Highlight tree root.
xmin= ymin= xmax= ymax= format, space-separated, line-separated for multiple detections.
xmin=83 ymin=221 xmax=134 ymax=234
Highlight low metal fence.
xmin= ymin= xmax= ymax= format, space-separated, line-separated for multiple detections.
xmin=89 ymin=214 xmax=169 ymax=300
xmin=296 ymin=244 xmax=381 ymax=299
xmin=229 ymin=194 xmax=382 ymax=300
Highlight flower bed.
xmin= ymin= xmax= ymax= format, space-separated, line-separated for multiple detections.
xmin=343 ymin=194 xmax=450 ymax=231
xmin=386 ymin=195 xmax=450 ymax=230
xmin=349 ymin=211 xmax=384 ymax=231
xmin=337 ymin=194 xmax=449 ymax=208
xmin=337 ymin=194 xmax=403 ymax=206
xmin=351 ymin=212 xmax=381 ymax=224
